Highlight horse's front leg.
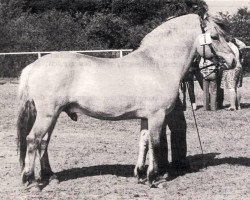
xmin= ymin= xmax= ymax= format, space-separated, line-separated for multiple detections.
xmin=134 ymin=119 xmax=149 ymax=182
xmin=135 ymin=115 xmax=169 ymax=184
xmin=147 ymin=110 xmax=167 ymax=186
xmin=158 ymin=117 xmax=169 ymax=175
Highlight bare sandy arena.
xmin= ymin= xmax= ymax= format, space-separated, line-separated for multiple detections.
xmin=0 ymin=78 xmax=249 ymax=200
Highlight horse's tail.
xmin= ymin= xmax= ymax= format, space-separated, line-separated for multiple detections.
xmin=17 ymin=65 xmax=37 ymax=170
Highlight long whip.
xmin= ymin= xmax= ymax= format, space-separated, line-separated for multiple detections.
xmin=186 ymin=82 xmax=207 ymax=169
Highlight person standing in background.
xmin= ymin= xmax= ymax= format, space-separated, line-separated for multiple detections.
xmin=220 ymin=38 xmax=246 ymax=110
xmin=181 ymin=57 xmax=203 ymax=111
xmin=199 ymin=57 xmax=221 ymax=110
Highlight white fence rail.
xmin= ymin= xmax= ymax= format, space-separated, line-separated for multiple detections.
xmin=0 ymin=46 xmax=249 ymax=59
xmin=0 ymin=49 xmax=133 ymax=59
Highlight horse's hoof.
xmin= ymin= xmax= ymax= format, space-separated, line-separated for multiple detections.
xmin=134 ymin=166 xmax=147 ymax=180
xmin=22 ymin=174 xmax=28 ymax=184
xmin=147 ymin=173 xmax=169 ymax=188
xmin=153 ymin=177 xmax=168 ymax=188
xmin=25 ymin=181 xmax=41 ymax=192
xmin=156 ymin=182 xmax=168 ymax=189
xmin=22 ymin=171 xmax=35 ymax=184
xmin=147 ymin=169 xmax=158 ymax=186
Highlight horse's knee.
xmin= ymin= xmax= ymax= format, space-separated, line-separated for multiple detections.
xmin=37 ymin=138 xmax=49 ymax=159
xmin=26 ymin=135 xmax=38 ymax=152
xmin=139 ymin=130 xmax=149 ymax=148
xmin=137 ymin=130 xmax=149 ymax=164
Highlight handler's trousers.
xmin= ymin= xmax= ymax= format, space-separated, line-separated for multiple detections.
xmin=166 ymin=97 xmax=187 ymax=169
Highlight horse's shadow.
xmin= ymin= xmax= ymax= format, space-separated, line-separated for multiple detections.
xmin=56 ymin=164 xmax=135 ymax=182
xmin=240 ymin=103 xmax=250 ymax=109
xmin=187 ymin=153 xmax=250 ymax=170
xmin=55 ymin=153 xmax=249 ymax=183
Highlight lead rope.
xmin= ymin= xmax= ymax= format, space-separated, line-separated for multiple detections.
xmin=186 ymin=82 xmax=207 ymax=169
xmin=203 ymin=33 xmax=206 ymax=66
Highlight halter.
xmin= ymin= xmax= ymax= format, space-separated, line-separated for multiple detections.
xmin=198 ymin=18 xmax=229 ymax=78
xmin=199 ymin=18 xmax=220 ymax=62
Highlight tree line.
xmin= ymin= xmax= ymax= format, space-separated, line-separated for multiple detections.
xmin=0 ymin=0 xmax=249 ymax=77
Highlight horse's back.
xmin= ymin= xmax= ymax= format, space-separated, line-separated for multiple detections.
xmin=20 ymin=53 xmax=92 ymax=102
xmin=19 ymin=52 xmax=138 ymax=106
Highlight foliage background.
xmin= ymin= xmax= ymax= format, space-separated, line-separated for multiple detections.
xmin=0 ymin=0 xmax=249 ymax=77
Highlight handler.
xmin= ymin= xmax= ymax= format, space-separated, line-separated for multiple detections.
xmin=181 ymin=57 xmax=204 ymax=111
xmin=199 ymin=58 xmax=224 ymax=110
xmin=166 ymin=96 xmax=190 ymax=174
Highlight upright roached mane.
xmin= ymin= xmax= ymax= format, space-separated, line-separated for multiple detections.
xmin=210 ymin=16 xmax=230 ymax=36
xmin=17 ymin=14 xmax=235 ymax=189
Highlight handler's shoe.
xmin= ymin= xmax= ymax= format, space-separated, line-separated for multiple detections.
xmin=226 ymin=107 xmax=236 ymax=111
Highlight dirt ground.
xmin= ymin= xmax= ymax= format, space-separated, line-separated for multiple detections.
xmin=0 ymin=78 xmax=249 ymax=200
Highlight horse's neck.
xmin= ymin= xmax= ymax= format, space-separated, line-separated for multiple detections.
xmin=136 ymin=36 xmax=197 ymax=81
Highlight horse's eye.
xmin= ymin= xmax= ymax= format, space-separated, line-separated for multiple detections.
xmin=211 ymin=35 xmax=219 ymax=40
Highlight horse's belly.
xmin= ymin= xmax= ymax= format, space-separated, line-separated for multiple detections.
xmin=69 ymin=102 xmax=137 ymax=120
xmin=69 ymin=96 xmax=167 ymax=120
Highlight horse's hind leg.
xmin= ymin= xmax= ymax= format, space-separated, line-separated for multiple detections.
xmin=39 ymin=130 xmax=58 ymax=183
xmin=22 ymin=107 xmax=58 ymax=185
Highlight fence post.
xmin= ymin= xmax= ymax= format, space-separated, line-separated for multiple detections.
xmin=38 ymin=53 xmax=41 ymax=59
xmin=119 ymin=50 xmax=123 ymax=58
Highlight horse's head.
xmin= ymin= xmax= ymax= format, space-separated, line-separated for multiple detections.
xmin=196 ymin=14 xmax=236 ymax=70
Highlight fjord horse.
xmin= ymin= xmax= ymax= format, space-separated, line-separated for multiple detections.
xmin=17 ymin=14 xmax=235 ymax=188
